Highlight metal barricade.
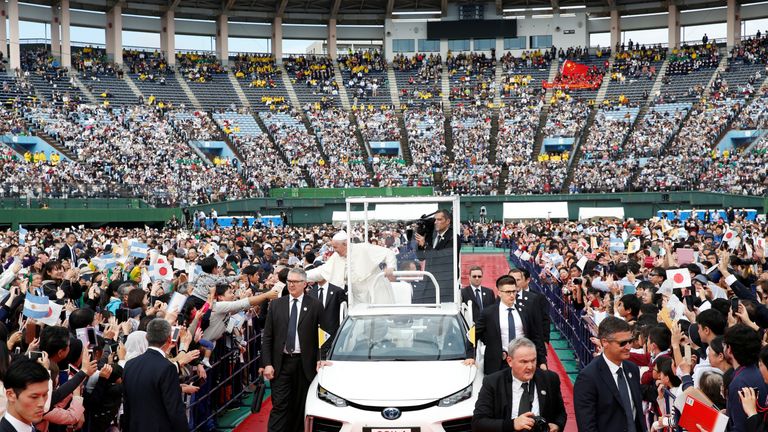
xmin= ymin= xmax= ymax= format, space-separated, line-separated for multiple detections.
xmin=187 ymin=325 xmax=262 ymax=432
xmin=508 ymin=241 xmax=596 ymax=368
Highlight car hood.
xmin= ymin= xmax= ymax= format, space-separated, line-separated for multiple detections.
xmin=317 ymin=360 xmax=476 ymax=404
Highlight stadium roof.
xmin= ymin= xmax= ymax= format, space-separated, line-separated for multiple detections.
xmin=36 ymin=0 xmax=733 ymax=24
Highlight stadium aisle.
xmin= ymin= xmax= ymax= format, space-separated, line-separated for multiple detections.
xmin=235 ymin=253 xmax=577 ymax=432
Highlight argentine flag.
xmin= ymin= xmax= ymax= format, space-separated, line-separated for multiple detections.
xmin=129 ymin=241 xmax=150 ymax=258
xmin=609 ymin=236 xmax=625 ymax=252
xmin=23 ymin=294 xmax=51 ymax=319
xmin=18 ymin=225 xmax=28 ymax=245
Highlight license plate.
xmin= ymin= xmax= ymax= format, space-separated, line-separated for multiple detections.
xmin=363 ymin=428 xmax=419 ymax=432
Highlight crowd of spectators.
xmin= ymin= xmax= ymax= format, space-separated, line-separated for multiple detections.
xmin=176 ymin=52 xmax=225 ymax=82
xmin=499 ymin=51 xmax=551 ymax=100
xmin=214 ymin=110 xmax=307 ymax=194
xmin=403 ymin=105 xmax=446 ymax=185
xmin=710 ymin=68 xmax=762 ymax=100
xmin=730 ymin=32 xmax=768 ymax=64
xmin=495 ymin=97 xmax=542 ymax=165
xmin=504 ymin=160 xmax=567 ymax=195
xmin=447 ymin=52 xmax=495 ymax=101
xmin=509 ymin=210 xmax=768 ymax=432
xmin=623 ymin=105 xmax=690 ymax=159
xmin=610 ymin=45 xmax=664 ymax=83
xmin=341 ymin=52 xmax=387 ymax=105
xmin=259 ymin=109 xmax=329 ymax=184
xmin=231 ymin=54 xmax=279 ymax=88
xmin=71 ymin=46 xmax=117 ymax=79
xmin=0 ymin=222 xmax=365 ymax=432
xmin=635 ymin=99 xmax=742 ymax=192
xmin=541 ymin=93 xmax=590 ymax=138
xmin=354 ymin=107 xmax=414 ymax=185
xmin=122 ymin=50 xmax=170 ymax=77
xmin=441 ymin=104 xmax=499 ymax=195
xmin=283 ymin=55 xmax=337 ymax=96
xmin=304 ymin=105 xmax=371 ymax=187
xmin=666 ymin=43 xmax=721 ymax=75
xmin=21 ymin=104 xmax=248 ymax=205
xmin=393 ymin=54 xmax=443 ymax=104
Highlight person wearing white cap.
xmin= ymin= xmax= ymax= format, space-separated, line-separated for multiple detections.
xmin=307 ymin=231 xmax=397 ymax=304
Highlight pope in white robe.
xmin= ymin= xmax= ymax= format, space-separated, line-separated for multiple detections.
xmin=307 ymin=231 xmax=397 ymax=305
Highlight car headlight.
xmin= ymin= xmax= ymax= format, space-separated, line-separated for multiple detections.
xmin=438 ymin=384 xmax=473 ymax=407
xmin=317 ymin=385 xmax=348 ymax=407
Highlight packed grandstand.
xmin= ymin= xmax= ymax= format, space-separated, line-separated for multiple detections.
xmin=1 ymin=36 xmax=766 ymax=205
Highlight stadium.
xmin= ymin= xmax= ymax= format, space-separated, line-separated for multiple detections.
xmin=0 ymin=0 xmax=767 ymax=431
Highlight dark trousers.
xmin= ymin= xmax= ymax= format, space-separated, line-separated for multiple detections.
xmin=268 ymin=354 xmax=310 ymax=432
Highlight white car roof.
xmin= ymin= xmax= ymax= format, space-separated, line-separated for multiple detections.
xmin=346 ymin=302 xmax=462 ymax=317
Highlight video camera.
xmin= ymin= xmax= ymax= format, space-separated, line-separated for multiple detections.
xmin=407 ymin=211 xmax=438 ymax=240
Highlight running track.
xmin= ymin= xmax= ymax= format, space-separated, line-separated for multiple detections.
xmin=235 ymin=253 xmax=577 ymax=432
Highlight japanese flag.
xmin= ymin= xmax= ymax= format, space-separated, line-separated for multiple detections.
xmin=666 ymin=268 xmax=691 ymax=288
xmin=150 ymin=254 xmax=173 ymax=281
xmin=723 ymin=228 xmax=740 ymax=250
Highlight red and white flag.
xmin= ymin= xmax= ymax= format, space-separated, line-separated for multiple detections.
xmin=150 ymin=254 xmax=173 ymax=281
xmin=666 ymin=268 xmax=691 ymax=288
xmin=723 ymin=228 xmax=740 ymax=249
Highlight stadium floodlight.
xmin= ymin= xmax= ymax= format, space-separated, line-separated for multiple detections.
xmin=530 ymin=6 xmax=551 ymax=10
xmin=503 ymin=8 xmax=526 ymax=12
xmin=560 ymin=5 xmax=587 ymax=9
xmin=392 ymin=10 xmax=441 ymax=15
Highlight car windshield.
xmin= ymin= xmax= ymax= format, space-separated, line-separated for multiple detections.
xmin=329 ymin=314 xmax=470 ymax=361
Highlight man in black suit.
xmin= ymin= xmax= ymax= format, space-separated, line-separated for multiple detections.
xmin=477 ymin=275 xmax=547 ymax=374
xmin=510 ymin=268 xmax=551 ymax=344
xmin=58 ymin=232 xmax=78 ymax=265
xmin=574 ymin=316 xmax=646 ymax=432
xmin=307 ymin=278 xmax=347 ymax=356
xmin=414 ymin=209 xmax=459 ymax=303
xmin=123 ymin=318 xmax=189 ymax=432
xmin=472 ymin=337 xmax=567 ymax=432
xmin=460 ymin=265 xmax=496 ymax=322
xmin=1 ymin=359 xmax=50 ymax=432
xmin=262 ymin=268 xmax=322 ymax=432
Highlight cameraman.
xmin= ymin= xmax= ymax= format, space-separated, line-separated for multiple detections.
xmin=472 ymin=337 xmax=567 ymax=431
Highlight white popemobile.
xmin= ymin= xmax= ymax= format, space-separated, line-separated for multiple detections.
xmin=304 ymin=197 xmax=484 ymax=432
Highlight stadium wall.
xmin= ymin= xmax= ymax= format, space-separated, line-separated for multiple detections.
xmin=1 ymin=193 xmax=764 ymax=229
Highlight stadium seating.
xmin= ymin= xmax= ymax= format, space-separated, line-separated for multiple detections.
xmin=2 ymin=43 xmax=767 ymax=203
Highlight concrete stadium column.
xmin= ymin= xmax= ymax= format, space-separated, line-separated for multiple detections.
xmin=161 ymin=10 xmax=176 ymax=65
xmin=51 ymin=5 xmax=61 ymax=60
xmin=271 ymin=17 xmax=282 ymax=63
xmin=0 ymin=1 xmax=6 ymax=61
xmin=8 ymin=0 xmax=20 ymax=71
xmin=668 ymin=3 xmax=680 ymax=50
xmin=727 ymin=0 xmax=741 ymax=48
xmin=327 ymin=18 xmax=337 ymax=59
xmin=105 ymin=5 xmax=123 ymax=64
xmin=610 ymin=9 xmax=621 ymax=51
xmin=439 ymin=39 xmax=448 ymax=60
xmin=216 ymin=14 xmax=229 ymax=65
xmin=60 ymin=0 xmax=70 ymax=68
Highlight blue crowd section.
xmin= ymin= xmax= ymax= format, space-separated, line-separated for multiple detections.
xmin=508 ymin=241 xmax=596 ymax=369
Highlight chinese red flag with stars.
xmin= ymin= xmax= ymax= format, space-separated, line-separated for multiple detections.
xmin=561 ymin=60 xmax=590 ymax=77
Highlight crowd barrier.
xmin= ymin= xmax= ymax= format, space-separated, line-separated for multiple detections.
xmin=508 ymin=243 xmax=596 ymax=369
xmin=187 ymin=324 xmax=262 ymax=432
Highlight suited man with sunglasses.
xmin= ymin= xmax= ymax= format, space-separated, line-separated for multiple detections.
xmin=574 ymin=316 xmax=647 ymax=432
xmin=476 ymin=275 xmax=547 ymax=374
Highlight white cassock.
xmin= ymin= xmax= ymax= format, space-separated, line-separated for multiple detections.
xmin=307 ymin=243 xmax=397 ymax=305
